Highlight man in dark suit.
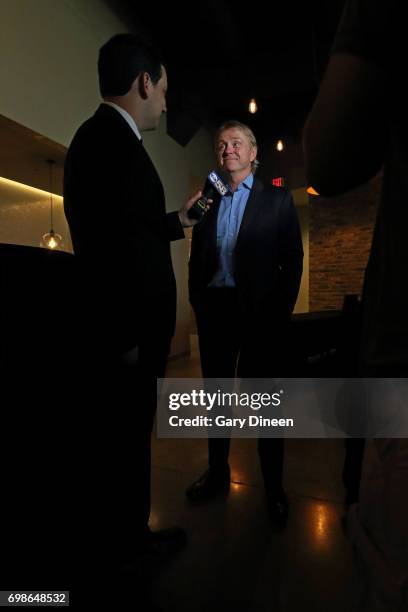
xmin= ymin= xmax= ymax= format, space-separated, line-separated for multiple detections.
xmin=186 ymin=120 xmax=303 ymax=524
xmin=63 ymin=34 xmax=202 ymax=600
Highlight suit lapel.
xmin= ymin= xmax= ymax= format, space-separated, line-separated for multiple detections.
xmin=205 ymin=194 xmax=221 ymax=260
xmin=235 ymin=177 xmax=264 ymax=251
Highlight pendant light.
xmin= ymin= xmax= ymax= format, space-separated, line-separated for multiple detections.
xmin=41 ymin=159 xmax=63 ymax=250
xmin=248 ymin=98 xmax=258 ymax=114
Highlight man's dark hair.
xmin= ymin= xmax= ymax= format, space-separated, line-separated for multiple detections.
xmin=98 ymin=33 xmax=163 ymax=97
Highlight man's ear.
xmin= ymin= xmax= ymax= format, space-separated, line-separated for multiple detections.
xmin=138 ymin=72 xmax=150 ymax=100
xmin=250 ymin=146 xmax=258 ymax=162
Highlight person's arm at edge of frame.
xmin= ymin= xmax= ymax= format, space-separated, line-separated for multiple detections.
xmin=302 ymin=52 xmax=387 ymax=197
xmin=277 ymin=189 xmax=304 ymax=316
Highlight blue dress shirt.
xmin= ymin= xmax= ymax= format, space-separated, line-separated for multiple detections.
xmin=210 ymin=173 xmax=254 ymax=287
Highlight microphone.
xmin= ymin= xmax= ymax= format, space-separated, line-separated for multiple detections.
xmin=188 ymin=170 xmax=229 ymax=220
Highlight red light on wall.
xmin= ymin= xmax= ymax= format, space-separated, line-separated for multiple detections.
xmin=272 ymin=177 xmax=285 ymax=187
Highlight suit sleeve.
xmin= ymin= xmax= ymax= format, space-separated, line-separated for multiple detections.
xmin=275 ymin=190 xmax=304 ymax=316
xmin=302 ymin=0 xmax=388 ymax=196
xmin=166 ymin=211 xmax=185 ymax=241
xmin=188 ymin=223 xmax=202 ymax=307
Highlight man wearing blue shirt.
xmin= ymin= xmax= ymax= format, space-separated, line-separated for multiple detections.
xmin=187 ymin=120 xmax=303 ymax=524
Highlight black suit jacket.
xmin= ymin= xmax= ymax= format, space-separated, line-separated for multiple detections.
xmin=189 ymin=177 xmax=303 ymax=320
xmin=64 ymin=104 xmax=184 ymax=353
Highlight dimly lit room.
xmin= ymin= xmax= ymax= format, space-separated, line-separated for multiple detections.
xmin=0 ymin=1 xmax=406 ymax=611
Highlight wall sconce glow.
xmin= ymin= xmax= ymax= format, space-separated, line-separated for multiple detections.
xmin=276 ymin=140 xmax=284 ymax=152
xmin=0 ymin=176 xmax=62 ymax=199
xmin=307 ymin=186 xmax=320 ymax=196
xmin=249 ymin=98 xmax=258 ymax=114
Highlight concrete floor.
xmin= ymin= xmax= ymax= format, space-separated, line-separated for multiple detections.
xmin=148 ymin=340 xmax=361 ymax=611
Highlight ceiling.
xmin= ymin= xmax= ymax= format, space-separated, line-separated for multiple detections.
xmin=0 ymin=2 xmax=348 ymax=197
xmin=108 ymin=0 xmax=347 ymax=146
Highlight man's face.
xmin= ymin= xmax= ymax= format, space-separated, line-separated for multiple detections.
xmin=216 ymin=128 xmax=257 ymax=176
xmin=145 ymin=65 xmax=167 ymax=130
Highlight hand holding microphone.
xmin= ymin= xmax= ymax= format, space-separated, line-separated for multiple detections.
xmin=178 ymin=170 xmax=229 ymax=227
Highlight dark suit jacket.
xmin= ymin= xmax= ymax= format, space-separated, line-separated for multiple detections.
xmin=64 ymin=104 xmax=184 ymax=353
xmin=189 ymin=177 xmax=303 ymax=321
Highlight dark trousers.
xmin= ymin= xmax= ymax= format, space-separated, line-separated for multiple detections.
xmin=193 ymin=287 xmax=286 ymax=492
xmin=68 ymin=333 xmax=171 ymax=604
xmin=107 ymin=335 xmax=171 ymax=554
xmin=343 ymin=438 xmax=366 ymax=504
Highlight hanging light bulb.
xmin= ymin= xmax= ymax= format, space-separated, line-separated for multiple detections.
xmin=276 ymin=139 xmax=284 ymax=152
xmin=41 ymin=159 xmax=63 ymax=250
xmin=42 ymin=230 xmax=61 ymax=250
xmin=248 ymin=98 xmax=258 ymax=114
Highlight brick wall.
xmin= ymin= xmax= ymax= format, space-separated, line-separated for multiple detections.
xmin=309 ymin=174 xmax=381 ymax=311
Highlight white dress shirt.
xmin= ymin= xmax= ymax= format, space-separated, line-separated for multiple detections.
xmin=102 ymin=101 xmax=142 ymax=141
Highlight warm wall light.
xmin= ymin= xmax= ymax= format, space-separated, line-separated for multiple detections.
xmin=307 ymin=186 xmax=320 ymax=196
xmin=276 ymin=140 xmax=284 ymax=152
xmin=41 ymin=159 xmax=63 ymax=250
xmin=0 ymin=176 xmax=63 ymax=200
xmin=248 ymin=98 xmax=258 ymax=114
